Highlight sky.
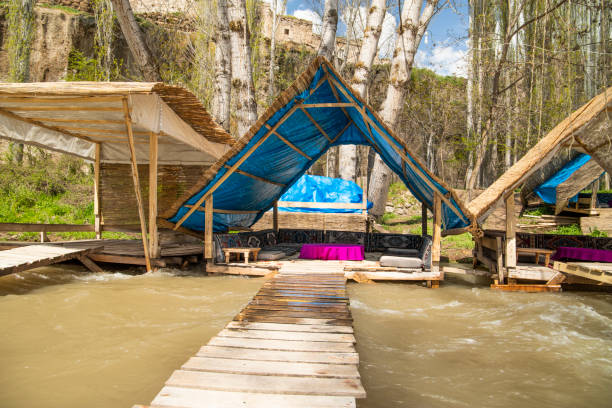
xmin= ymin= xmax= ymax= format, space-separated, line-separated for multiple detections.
xmin=266 ymin=0 xmax=469 ymax=77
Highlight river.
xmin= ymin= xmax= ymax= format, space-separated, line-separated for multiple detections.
xmin=1 ymin=267 xmax=611 ymax=407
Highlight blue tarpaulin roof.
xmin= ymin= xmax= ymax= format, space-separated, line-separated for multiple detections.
xmin=167 ymin=57 xmax=473 ymax=232
xmin=534 ymin=154 xmax=592 ymax=204
xmin=275 ymin=174 xmax=372 ymax=213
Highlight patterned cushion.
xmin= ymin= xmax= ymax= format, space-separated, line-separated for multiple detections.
xmin=325 ymin=230 xmax=366 ymax=245
xmin=277 ymin=229 xmax=324 ymax=244
xmin=517 ymin=232 xmax=612 ymax=251
xmin=367 ymin=233 xmax=423 ymax=252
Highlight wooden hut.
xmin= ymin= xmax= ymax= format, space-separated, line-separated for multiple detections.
xmin=468 ymin=87 xmax=612 ymax=288
xmin=0 ymin=82 xmax=234 ymax=271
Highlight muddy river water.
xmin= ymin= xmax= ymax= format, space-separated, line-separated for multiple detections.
xmin=1 ymin=267 xmax=611 ymax=407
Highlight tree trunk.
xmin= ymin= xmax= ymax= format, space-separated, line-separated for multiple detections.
xmin=368 ymin=0 xmax=438 ymax=217
xmin=110 ymin=0 xmax=160 ymax=81
xmin=318 ymin=0 xmax=339 ymax=61
xmin=213 ymin=0 xmax=232 ymax=131
xmin=340 ymin=0 xmax=386 ymax=182
xmin=268 ymin=1 xmax=287 ymax=101
xmin=228 ymin=0 xmax=258 ymax=138
xmin=465 ymin=0 xmax=475 ymax=189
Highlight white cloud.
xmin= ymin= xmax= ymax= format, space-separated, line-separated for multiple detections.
xmin=293 ymin=8 xmax=322 ymax=35
xmin=415 ymin=45 xmax=467 ymax=77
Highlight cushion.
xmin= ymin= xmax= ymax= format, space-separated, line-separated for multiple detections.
xmin=258 ymin=250 xmax=286 ymax=261
xmin=380 ymin=255 xmax=423 ymax=269
xmin=385 ymin=247 xmax=419 ymax=257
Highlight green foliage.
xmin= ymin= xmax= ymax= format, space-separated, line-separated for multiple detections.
xmin=380 ymin=212 xmax=396 ymax=225
xmin=548 ymin=224 xmax=583 ymax=235
xmin=65 ymin=49 xmax=122 ymax=81
xmin=36 ymin=3 xmax=83 ymax=14
xmin=443 ymin=233 xmax=474 ymax=250
xmin=523 ymin=206 xmax=554 ymax=216
xmin=590 ymin=228 xmax=608 ymax=238
xmin=5 ymin=0 xmax=34 ymax=82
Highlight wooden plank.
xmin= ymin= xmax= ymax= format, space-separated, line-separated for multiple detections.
xmin=217 ymin=329 xmax=355 ymax=343
xmin=273 ymin=201 xmax=278 ymax=232
xmin=226 ymin=322 xmax=353 ymax=334
xmin=0 ymin=245 xmax=102 ymax=276
xmin=122 ymin=98 xmax=151 ymax=273
xmin=151 ymin=386 xmax=356 ymax=408
xmin=165 ymin=370 xmax=365 ymax=397
xmin=554 ymin=261 xmax=612 ymax=284
xmin=301 ymin=102 xmax=355 ymax=108
xmin=77 ymin=255 xmax=104 ymax=273
xmin=234 ymin=316 xmax=354 ymax=326
xmin=182 ymin=356 xmax=359 ymax=378
xmin=0 ymin=223 xmax=95 ymax=232
xmin=208 ymin=337 xmax=355 ymax=353
xmin=432 ymin=193 xmax=441 ymax=274
xmin=496 ymin=237 xmax=504 ymax=284
xmin=88 ymin=253 xmax=166 ymax=267
xmin=197 ymin=345 xmax=358 ymax=364
xmin=149 ymin=132 xmax=160 ymax=259
xmin=238 ymin=310 xmax=352 ymax=320
xmin=276 ymin=201 xmax=364 ymax=210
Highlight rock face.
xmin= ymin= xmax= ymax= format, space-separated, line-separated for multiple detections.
xmin=0 ymin=7 xmax=96 ymax=82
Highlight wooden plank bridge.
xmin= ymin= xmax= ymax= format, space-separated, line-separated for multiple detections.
xmin=0 ymin=244 xmax=103 ymax=276
xmin=139 ymin=271 xmax=365 ymax=408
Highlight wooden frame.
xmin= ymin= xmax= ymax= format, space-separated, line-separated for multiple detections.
xmin=222 ymin=165 xmax=285 ymax=187
xmin=505 ymin=193 xmax=517 ymax=273
xmin=432 ymin=193 xmax=442 ymax=275
xmin=204 ymin=196 xmax=213 ymax=259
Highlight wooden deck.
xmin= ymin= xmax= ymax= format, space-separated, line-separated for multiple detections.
xmin=0 ymin=239 xmax=203 ymax=268
xmin=0 ymin=244 xmax=102 ymax=276
xmin=141 ymin=271 xmax=365 ymax=408
xmin=553 ymin=261 xmax=612 ymax=285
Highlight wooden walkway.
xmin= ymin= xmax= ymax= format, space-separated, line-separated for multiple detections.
xmin=554 ymin=261 xmax=612 ymax=285
xmin=142 ymin=272 xmax=365 ymax=408
xmin=0 ymin=244 xmax=102 ymax=276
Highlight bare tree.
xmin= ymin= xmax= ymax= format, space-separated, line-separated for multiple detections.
xmin=213 ymin=0 xmax=232 ymax=131
xmin=110 ymin=0 xmax=161 ymax=81
xmin=339 ymin=0 xmax=387 ymax=182
xmin=227 ymin=0 xmax=258 ymax=138
xmin=367 ymin=0 xmax=440 ymax=217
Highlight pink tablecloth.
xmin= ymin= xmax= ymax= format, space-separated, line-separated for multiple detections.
xmin=299 ymin=243 xmax=365 ymax=261
xmin=552 ymin=247 xmax=612 ymax=263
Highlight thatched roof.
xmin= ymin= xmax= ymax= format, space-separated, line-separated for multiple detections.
xmin=554 ymin=160 xmax=603 ymax=214
xmin=469 ymin=86 xmax=612 ymax=222
xmin=0 ymin=82 xmax=233 ymax=164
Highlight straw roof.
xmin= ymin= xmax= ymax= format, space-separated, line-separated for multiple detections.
xmin=554 ymin=160 xmax=603 ymax=214
xmin=0 ymin=81 xmax=233 ymax=145
xmin=469 ymin=86 xmax=612 ymax=222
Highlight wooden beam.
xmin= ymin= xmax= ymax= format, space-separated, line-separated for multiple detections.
xmin=204 ymin=196 xmax=213 ymax=259
xmin=28 ymin=117 xmax=125 ymax=125
xmin=302 ymin=103 xmax=355 ymax=108
xmin=273 ymin=201 xmax=279 ymax=232
xmin=276 ymin=201 xmax=365 ymax=209
xmin=432 ymin=193 xmax=442 ymax=275
xmin=0 ymin=96 xmax=124 ymax=103
xmin=222 ymin=164 xmax=286 ymax=187
xmin=421 ymin=202 xmax=427 ymax=236
xmin=122 ymin=98 xmax=152 ymax=273
xmin=77 ymin=255 xmax=104 ymax=273
xmin=4 ymin=106 xmax=123 ymax=112
xmin=149 ymin=132 xmax=160 ymax=259
xmin=590 ymin=179 xmax=599 ymax=209
xmin=496 ymin=236 xmax=504 ymax=284
xmin=505 ymin=193 xmax=517 ymax=272
xmin=300 ymin=107 xmax=333 ymax=142
xmin=173 ymin=104 xmax=300 ymax=229
xmin=0 ymin=223 xmax=95 ymax=232
xmin=185 ymin=205 xmax=260 ymax=214
xmin=94 ymin=143 xmax=101 ymax=239
xmin=265 ymin=124 xmax=312 ymax=160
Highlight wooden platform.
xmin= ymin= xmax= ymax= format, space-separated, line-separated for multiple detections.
xmin=0 ymin=239 xmax=203 ymax=267
xmin=0 ymin=244 xmax=102 ymax=276
xmin=143 ymin=272 xmax=365 ymax=408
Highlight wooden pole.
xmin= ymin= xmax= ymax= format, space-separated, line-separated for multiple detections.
xmin=421 ymin=201 xmax=427 ymax=236
xmin=149 ymin=132 xmax=160 ymax=259
xmin=496 ymin=236 xmax=504 ymax=284
xmin=204 ymin=195 xmax=214 ymax=259
xmin=505 ymin=193 xmax=516 ymax=275
xmin=122 ymin=98 xmax=152 ymax=273
xmin=590 ymin=179 xmax=599 ymax=209
xmin=93 ymin=143 xmax=101 ymax=240
xmin=272 ymin=200 xmax=278 ymax=232
xmin=432 ymin=193 xmax=442 ymax=275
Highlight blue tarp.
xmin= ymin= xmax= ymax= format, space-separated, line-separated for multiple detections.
xmin=534 ymin=154 xmax=592 ymax=204
xmin=169 ymin=58 xmax=472 ymax=232
xmin=275 ymin=174 xmax=372 ymax=213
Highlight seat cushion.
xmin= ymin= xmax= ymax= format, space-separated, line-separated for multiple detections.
xmin=385 ymin=247 xmax=419 ymax=257
xmin=258 ymin=250 xmax=286 ymax=261
xmin=379 ymin=255 xmax=423 ymax=269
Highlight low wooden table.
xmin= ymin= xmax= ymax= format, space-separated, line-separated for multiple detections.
xmin=223 ymin=247 xmax=261 ymax=264
xmin=516 ymin=247 xmax=555 ymax=266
